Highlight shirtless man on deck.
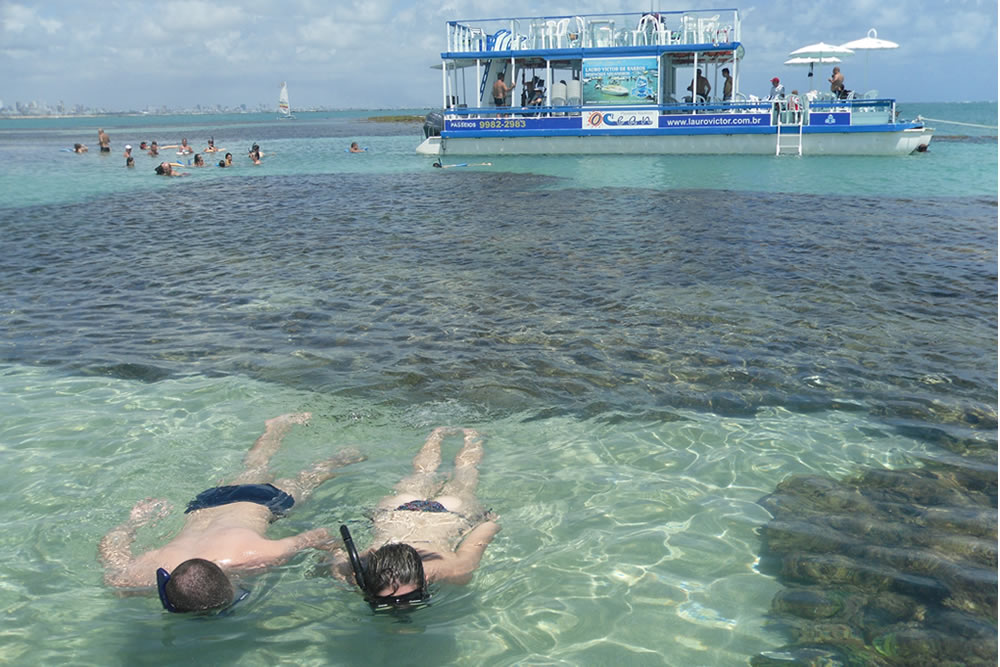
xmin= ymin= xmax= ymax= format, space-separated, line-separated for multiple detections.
xmin=331 ymin=427 xmax=500 ymax=609
xmin=492 ymin=72 xmax=513 ymax=108
xmin=99 ymin=413 xmax=364 ymax=612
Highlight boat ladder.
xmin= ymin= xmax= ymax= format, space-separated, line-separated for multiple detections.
xmin=775 ymin=116 xmax=803 ymax=156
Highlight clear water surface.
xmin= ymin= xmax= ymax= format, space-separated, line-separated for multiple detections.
xmin=0 ymin=103 xmax=995 ymax=666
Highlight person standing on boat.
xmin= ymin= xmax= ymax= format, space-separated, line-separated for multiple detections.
xmin=829 ymin=67 xmax=845 ymax=98
xmin=722 ymin=68 xmax=733 ymax=101
xmin=687 ymin=69 xmax=710 ymax=102
xmin=492 ymin=72 xmax=514 ymax=108
xmin=767 ymin=77 xmax=785 ymax=100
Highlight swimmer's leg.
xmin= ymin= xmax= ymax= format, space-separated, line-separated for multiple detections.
xmin=377 ymin=427 xmax=450 ymax=509
xmin=231 ymin=413 xmax=311 ymax=484
xmin=436 ymin=429 xmax=484 ymax=515
xmin=275 ymin=447 xmax=366 ymax=503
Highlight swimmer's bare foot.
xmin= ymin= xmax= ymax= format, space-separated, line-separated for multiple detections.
xmin=242 ymin=412 xmax=313 ymax=478
xmin=283 ymin=447 xmax=367 ymax=501
xmin=306 ymin=447 xmax=366 ymax=478
xmin=455 ymin=431 xmax=484 ymax=467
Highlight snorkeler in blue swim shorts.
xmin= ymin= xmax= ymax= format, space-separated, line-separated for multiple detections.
xmin=331 ymin=427 xmax=500 ymax=610
xmin=99 ymin=413 xmax=365 ymax=613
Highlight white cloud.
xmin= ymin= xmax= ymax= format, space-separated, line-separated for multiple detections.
xmin=1 ymin=0 xmax=995 ymax=109
xmin=2 ymin=4 xmax=34 ymax=32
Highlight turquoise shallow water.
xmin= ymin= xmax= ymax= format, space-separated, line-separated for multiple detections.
xmin=0 ymin=104 xmax=995 ymax=665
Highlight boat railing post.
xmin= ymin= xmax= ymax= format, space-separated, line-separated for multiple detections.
xmin=441 ymin=60 xmax=448 ymax=112
xmin=545 ymin=58 xmax=566 ymax=111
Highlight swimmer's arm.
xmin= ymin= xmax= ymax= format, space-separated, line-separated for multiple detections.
xmin=98 ymin=521 xmax=139 ymax=584
xmin=266 ymin=527 xmax=333 ymax=563
xmin=440 ymin=520 xmax=501 ymax=585
xmin=98 ymin=498 xmax=171 ymax=586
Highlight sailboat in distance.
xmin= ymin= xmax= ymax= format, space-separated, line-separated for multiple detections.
xmin=278 ymin=81 xmax=294 ymax=119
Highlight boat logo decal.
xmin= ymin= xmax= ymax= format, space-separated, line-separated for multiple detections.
xmin=586 ymin=110 xmax=657 ymax=129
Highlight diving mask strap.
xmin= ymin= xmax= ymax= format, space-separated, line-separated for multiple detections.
xmin=156 ymin=568 xmax=179 ymax=612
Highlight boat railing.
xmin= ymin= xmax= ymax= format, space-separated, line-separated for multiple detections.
xmin=443 ymin=99 xmax=779 ymax=118
xmin=445 ymin=8 xmax=740 ymax=53
xmin=441 ymin=97 xmax=903 ymax=127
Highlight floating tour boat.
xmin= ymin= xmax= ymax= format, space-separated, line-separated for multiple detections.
xmin=417 ymin=8 xmax=932 ymax=156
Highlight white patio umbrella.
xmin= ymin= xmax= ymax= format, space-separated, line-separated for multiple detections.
xmin=840 ymin=28 xmax=899 ymax=92
xmin=789 ymin=41 xmax=854 ymax=60
xmin=784 ymin=56 xmax=842 ymax=89
xmin=789 ymin=42 xmax=853 ymax=97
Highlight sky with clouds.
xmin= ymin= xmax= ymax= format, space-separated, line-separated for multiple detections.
xmin=2 ymin=0 xmax=996 ymax=111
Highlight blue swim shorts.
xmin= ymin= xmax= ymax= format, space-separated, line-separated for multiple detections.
xmin=184 ymin=483 xmax=295 ymax=517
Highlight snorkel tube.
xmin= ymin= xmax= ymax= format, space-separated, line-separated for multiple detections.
xmin=339 ymin=524 xmax=370 ymax=595
xmin=340 ymin=525 xmax=430 ymax=612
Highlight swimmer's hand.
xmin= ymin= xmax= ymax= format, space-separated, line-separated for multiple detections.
xmin=129 ymin=498 xmax=172 ymax=526
xmin=332 ymin=446 xmax=366 ymax=466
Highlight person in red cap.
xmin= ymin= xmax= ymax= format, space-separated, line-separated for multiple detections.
xmin=768 ymin=76 xmax=785 ymax=100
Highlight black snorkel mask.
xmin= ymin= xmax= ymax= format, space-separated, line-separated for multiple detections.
xmin=156 ymin=567 xmax=249 ymax=615
xmin=339 ymin=525 xmax=430 ymax=612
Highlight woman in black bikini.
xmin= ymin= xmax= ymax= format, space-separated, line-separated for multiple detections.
xmin=332 ymin=428 xmax=500 ymax=609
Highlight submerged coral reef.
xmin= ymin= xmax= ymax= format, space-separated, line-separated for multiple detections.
xmin=752 ymin=457 xmax=997 ymax=666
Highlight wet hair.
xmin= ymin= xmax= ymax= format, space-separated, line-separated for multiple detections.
xmin=163 ymin=558 xmax=234 ymax=612
xmin=154 ymin=164 xmax=166 ymax=175
xmin=364 ymin=543 xmax=425 ymax=595
xmin=218 ymin=160 xmax=226 ymax=167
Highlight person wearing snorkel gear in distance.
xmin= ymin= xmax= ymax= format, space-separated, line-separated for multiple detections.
xmin=99 ymin=413 xmax=365 ymax=613
xmin=331 ymin=427 xmax=500 ymax=610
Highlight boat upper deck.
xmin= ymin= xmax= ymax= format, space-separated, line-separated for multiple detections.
xmin=443 ymin=8 xmax=741 ymax=59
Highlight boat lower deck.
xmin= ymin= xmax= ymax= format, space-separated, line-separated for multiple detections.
xmin=419 ymin=99 xmax=933 ymax=156
xmin=419 ymin=126 xmax=932 ymax=156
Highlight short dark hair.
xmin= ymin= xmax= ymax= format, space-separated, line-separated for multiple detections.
xmin=164 ymin=558 xmax=234 ymax=612
xmin=364 ymin=543 xmax=425 ymax=595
